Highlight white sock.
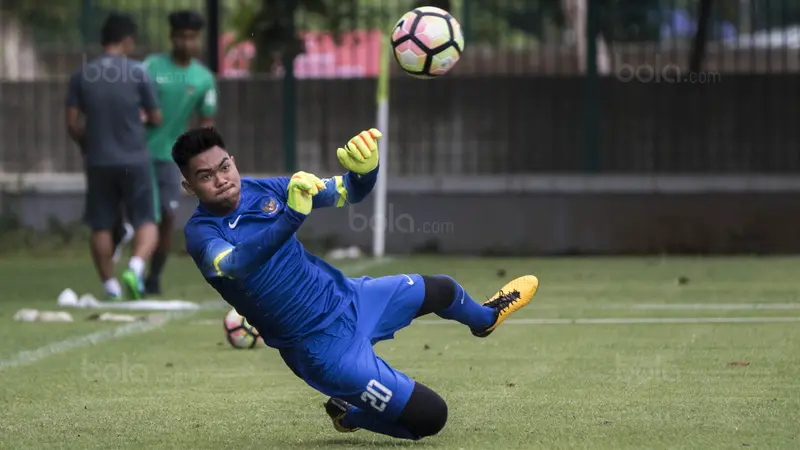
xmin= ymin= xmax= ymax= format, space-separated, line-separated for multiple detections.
xmin=104 ymin=278 xmax=122 ymax=297
xmin=128 ymin=256 xmax=145 ymax=278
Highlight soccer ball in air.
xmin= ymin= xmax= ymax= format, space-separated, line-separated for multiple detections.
xmin=224 ymin=308 xmax=262 ymax=349
xmin=391 ymin=6 xmax=464 ymax=78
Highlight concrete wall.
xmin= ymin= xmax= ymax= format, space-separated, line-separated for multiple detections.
xmin=4 ymin=175 xmax=800 ymax=255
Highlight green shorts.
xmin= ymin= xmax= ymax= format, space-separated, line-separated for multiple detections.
xmin=152 ymin=160 xmax=183 ymax=212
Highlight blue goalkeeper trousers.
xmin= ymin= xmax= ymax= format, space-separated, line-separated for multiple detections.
xmin=279 ymin=273 xmax=425 ymax=421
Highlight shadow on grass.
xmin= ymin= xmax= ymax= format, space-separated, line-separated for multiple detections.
xmin=283 ymin=436 xmax=434 ymax=448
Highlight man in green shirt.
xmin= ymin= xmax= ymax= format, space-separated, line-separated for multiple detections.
xmin=143 ymin=10 xmax=217 ymax=295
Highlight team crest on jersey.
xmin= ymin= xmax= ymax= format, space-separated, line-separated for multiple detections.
xmin=262 ymin=197 xmax=279 ymax=215
xmin=186 ymin=85 xmax=195 ymax=95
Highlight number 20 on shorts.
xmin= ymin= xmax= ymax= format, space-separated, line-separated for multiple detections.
xmin=361 ymin=379 xmax=393 ymax=412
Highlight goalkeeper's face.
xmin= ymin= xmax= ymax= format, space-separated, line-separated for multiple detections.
xmin=182 ymin=146 xmax=241 ymax=210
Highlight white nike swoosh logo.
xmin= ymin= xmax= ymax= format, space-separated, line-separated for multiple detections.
xmin=402 ymin=274 xmax=414 ymax=285
xmin=228 ymin=215 xmax=241 ymax=229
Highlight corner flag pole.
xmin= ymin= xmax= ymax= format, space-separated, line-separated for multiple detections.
xmin=372 ymin=32 xmax=391 ymax=258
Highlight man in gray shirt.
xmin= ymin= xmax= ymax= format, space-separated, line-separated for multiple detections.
xmin=65 ymin=13 xmax=163 ymax=301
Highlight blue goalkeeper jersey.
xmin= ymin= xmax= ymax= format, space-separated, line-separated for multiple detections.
xmin=184 ymin=170 xmax=377 ymax=348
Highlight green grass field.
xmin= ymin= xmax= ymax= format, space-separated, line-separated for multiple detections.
xmin=1 ymin=255 xmax=799 ymax=449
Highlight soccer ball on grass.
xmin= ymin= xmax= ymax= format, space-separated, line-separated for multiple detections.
xmin=391 ymin=6 xmax=464 ymax=78
xmin=223 ymin=308 xmax=262 ymax=349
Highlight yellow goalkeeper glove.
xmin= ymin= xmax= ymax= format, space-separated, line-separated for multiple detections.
xmin=336 ymin=128 xmax=382 ymax=175
xmin=287 ymin=171 xmax=325 ymax=215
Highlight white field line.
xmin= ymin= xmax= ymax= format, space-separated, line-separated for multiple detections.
xmin=196 ymin=302 xmax=800 ymax=315
xmin=197 ymin=301 xmax=800 ymax=312
xmin=542 ymin=283 xmax=800 ymax=291
xmin=189 ymin=317 xmax=800 ymax=326
xmin=529 ymin=303 xmax=800 ymax=310
xmin=191 ymin=315 xmax=800 ymax=327
xmin=192 ymin=317 xmax=800 ymax=326
xmin=414 ymin=317 xmax=800 ymax=325
xmin=0 ymin=311 xmax=194 ymax=373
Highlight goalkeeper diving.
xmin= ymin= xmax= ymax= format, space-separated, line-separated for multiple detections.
xmin=179 ymin=127 xmax=539 ymax=440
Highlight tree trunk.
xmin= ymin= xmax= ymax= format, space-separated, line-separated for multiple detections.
xmin=561 ymin=0 xmax=611 ymax=74
xmin=690 ymin=0 xmax=713 ymax=74
xmin=0 ymin=14 xmax=44 ymax=79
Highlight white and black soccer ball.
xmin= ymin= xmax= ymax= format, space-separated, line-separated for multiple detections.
xmin=391 ymin=6 xmax=465 ymax=78
xmin=223 ymin=308 xmax=262 ymax=349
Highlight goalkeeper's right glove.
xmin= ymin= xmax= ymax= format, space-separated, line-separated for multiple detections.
xmin=287 ymin=171 xmax=326 ymax=215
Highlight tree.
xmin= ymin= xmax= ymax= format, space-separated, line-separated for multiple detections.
xmin=690 ymin=0 xmax=712 ymax=73
xmin=557 ymin=0 xmax=615 ymax=74
xmin=0 ymin=1 xmax=80 ymax=31
xmin=227 ymin=0 xmax=459 ymax=73
xmin=228 ymin=0 xmax=345 ymax=73
xmin=0 ymin=0 xmax=80 ymax=78
xmin=472 ymin=0 xmax=563 ymax=42
xmin=0 ymin=0 xmax=83 ymax=46
xmin=461 ymin=0 xmax=613 ymax=71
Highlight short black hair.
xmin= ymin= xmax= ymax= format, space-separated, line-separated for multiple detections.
xmin=169 ymin=10 xmax=205 ymax=32
xmin=100 ymin=13 xmax=138 ymax=46
xmin=172 ymin=127 xmax=226 ymax=169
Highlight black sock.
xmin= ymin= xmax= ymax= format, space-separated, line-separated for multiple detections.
xmin=111 ymin=221 xmax=126 ymax=248
xmin=147 ymin=250 xmax=167 ymax=283
xmin=417 ymin=275 xmax=495 ymax=330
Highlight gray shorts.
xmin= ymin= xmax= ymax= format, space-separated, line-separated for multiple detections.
xmin=84 ymin=163 xmax=157 ymax=231
xmin=153 ymin=161 xmax=182 ymax=212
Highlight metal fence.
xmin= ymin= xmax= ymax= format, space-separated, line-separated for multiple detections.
xmin=1 ymin=0 xmax=800 ymax=175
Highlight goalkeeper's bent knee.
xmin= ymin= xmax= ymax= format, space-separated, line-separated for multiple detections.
xmin=416 ymin=275 xmax=458 ymax=317
xmin=397 ymin=382 xmax=448 ymax=438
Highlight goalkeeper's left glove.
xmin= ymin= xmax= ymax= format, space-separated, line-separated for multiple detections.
xmin=336 ymin=128 xmax=382 ymax=175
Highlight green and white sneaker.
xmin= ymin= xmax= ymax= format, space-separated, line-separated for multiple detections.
xmin=121 ymin=269 xmax=144 ymax=300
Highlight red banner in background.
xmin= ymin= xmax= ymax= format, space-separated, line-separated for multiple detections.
xmin=219 ymin=30 xmax=382 ymax=79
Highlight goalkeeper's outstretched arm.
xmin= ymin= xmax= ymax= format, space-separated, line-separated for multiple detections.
xmin=314 ymin=168 xmax=379 ymax=208
xmin=264 ymin=166 xmax=378 ymax=210
xmin=255 ymin=128 xmax=381 ymax=210
xmin=187 ymin=209 xmax=306 ymax=280
xmin=311 ymin=127 xmax=382 ymax=208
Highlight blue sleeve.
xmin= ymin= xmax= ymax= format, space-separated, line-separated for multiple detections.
xmin=313 ymin=176 xmax=348 ymax=208
xmin=252 ymin=176 xmax=345 ymax=208
xmin=340 ymin=166 xmax=378 ymax=205
xmin=65 ymin=71 xmax=81 ymax=109
xmin=186 ymin=210 xmax=306 ymax=280
xmin=253 ymin=168 xmax=377 ymax=210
